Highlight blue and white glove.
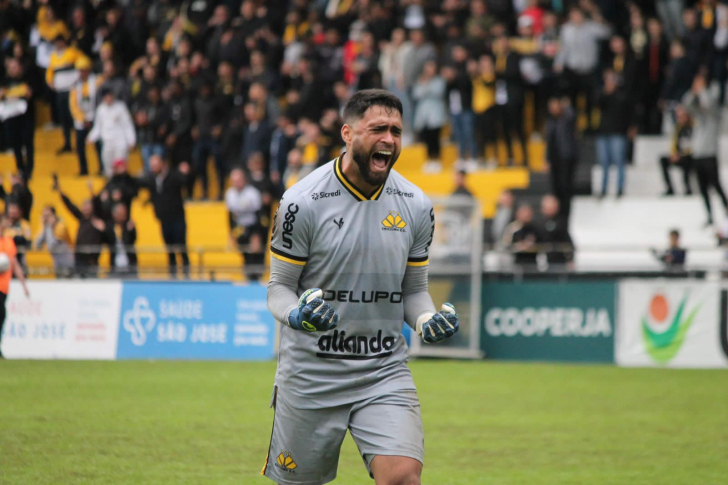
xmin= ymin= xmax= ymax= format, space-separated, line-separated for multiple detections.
xmin=416 ymin=303 xmax=459 ymax=343
xmin=287 ymin=288 xmax=339 ymax=332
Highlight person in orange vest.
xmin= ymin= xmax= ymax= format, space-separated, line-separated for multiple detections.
xmin=0 ymin=213 xmax=30 ymax=359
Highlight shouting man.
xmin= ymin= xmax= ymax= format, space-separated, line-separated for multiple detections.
xmin=263 ymin=89 xmax=459 ymax=485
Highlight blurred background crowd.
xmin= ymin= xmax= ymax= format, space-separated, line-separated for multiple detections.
xmin=0 ymin=0 xmax=725 ymax=278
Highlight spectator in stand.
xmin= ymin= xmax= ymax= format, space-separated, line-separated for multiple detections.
xmin=226 ymin=167 xmax=264 ymax=281
xmin=96 ymin=160 xmax=139 ymax=218
xmin=660 ymin=105 xmax=694 ymax=196
xmin=0 ymin=173 xmax=33 ymax=221
xmin=713 ymin=3 xmax=728 ymax=104
xmin=69 ymin=5 xmax=94 ymax=57
xmin=351 ymin=31 xmax=381 ymax=91
xmin=241 ymin=102 xmax=272 ymax=173
xmin=87 ymin=88 xmax=136 ymax=177
xmin=269 ymin=113 xmax=299 ymax=190
xmin=191 ymin=81 xmax=225 ymax=200
xmin=450 ymin=169 xmax=472 ymax=198
xmin=466 ymin=0 xmax=497 ymax=43
xmin=5 ymin=201 xmax=31 ymax=271
xmin=682 ymin=8 xmax=713 ymax=72
xmin=108 ymin=203 xmax=137 ymax=277
xmin=53 ymin=175 xmax=106 ymax=278
xmin=596 ymin=71 xmax=632 ymax=198
xmin=403 ymin=29 xmax=437 ymax=125
xmin=137 ymin=155 xmax=190 ymax=278
xmin=643 ymin=18 xmax=670 ymax=134
xmin=682 ymin=71 xmax=728 ymax=226
xmin=247 ymin=151 xmax=279 ymax=230
xmin=164 ymin=81 xmax=193 ymax=168
xmin=69 ymin=56 xmax=103 ymax=176
xmin=1 ymin=58 xmax=34 ymax=181
xmin=545 ymin=96 xmax=577 ymax=220
xmin=283 ymin=147 xmax=305 ymax=190
xmin=493 ymin=34 xmax=527 ymax=166
xmin=651 ymin=229 xmax=686 ymax=269
xmin=133 ymin=85 xmax=169 ymax=174
xmin=443 ymin=45 xmax=477 ymax=171
xmin=46 ymin=34 xmax=84 ymax=155
xmin=413 ymin=60 xmax=447 ymax=173
xmin=538 ymin=195 xmax=574 ymax=270
xmin=660 ymin=39 xmax=697 ymax=133
xmin=502 ymin=203 xmax=539 ymax=269
xmin=554 ymin=6 xmax=611 ymax=131
xmin=379 ymin=28 xmax=414 ymax=141
xmin=471 ymin=55 xmax=498 ymax=166
xmin=491 ymin=190 xmax=515 ymax=249
xmin=656 ymin=0 xmax=685 ymax=40
xmin=34 ymin=205 xmax=74 ymax=277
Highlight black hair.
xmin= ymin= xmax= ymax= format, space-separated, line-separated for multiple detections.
xmin=670 ymin=229 xmax=680 ymax=238
xmin=343 ymin=89 xmax=403 ymax=124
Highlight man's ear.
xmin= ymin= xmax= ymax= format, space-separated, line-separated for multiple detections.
xmin=341 ymin=123 xmax=352 ymax=145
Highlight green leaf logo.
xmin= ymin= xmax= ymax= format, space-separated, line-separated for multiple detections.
xmin=641 ymin=293 xmax=700 ymax=364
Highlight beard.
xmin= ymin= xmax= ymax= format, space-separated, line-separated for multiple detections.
xmin=350 ymin=140 xmax=397 ymax=187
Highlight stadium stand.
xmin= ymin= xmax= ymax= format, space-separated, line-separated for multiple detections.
xmin=1 ymin=0 xmax=727 ymax=279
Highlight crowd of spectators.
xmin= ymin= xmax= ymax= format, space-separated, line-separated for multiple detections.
xmin=0 ymin=0 xmax=727 ymax=276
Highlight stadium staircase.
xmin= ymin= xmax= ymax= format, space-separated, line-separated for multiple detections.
xmin=573 ymin=129 xmax=728 ymax=272
xmin=0 ymin=104 xmax=546 ymax=280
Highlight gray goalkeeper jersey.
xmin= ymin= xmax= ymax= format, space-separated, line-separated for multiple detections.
xmin=270 ymin=156 xmax=434 ymax=408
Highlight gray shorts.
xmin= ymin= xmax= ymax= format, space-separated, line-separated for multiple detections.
xmin=261 ymin=387 xmax=424 ymax=485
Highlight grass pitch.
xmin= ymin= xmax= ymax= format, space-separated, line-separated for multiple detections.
xmin=1 ymin=360 xmax=727 ymax=485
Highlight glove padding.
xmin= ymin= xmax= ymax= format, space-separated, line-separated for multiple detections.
xmin=287 ymin=288 xmax=339 ymax=332
xmin=417 ymin=303 xmax=459 ymax=343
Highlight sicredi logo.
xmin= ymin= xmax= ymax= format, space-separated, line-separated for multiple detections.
xmin=641 ymin=293 xmax=699 ymax=364
xmin=484 ymin=307 xmax=612 ymax=337
xmin=311 ymin=189 xmax=341 ymax=201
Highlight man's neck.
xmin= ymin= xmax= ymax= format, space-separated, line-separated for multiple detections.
xmin=341 ymin=152 xmax=380 ymax=196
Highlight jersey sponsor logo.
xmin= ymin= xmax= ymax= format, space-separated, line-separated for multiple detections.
xmin=333 ymin=217 xmax=344 ymax=229
xmin=385 ymin=187 xmax=414 ymax=198
xmin=316 ymin=329 xmax=396 ymax=360
xmin=311 ymin=189 xmax=341 ymax=201
xmin=281 ymin=203 xmax=299 ymax=249
xmin=381 ymin=211 xmax=407 ymax=232
xmin=322 ymin=289 xmax=403 ymax=304
xmin=275 ymin=451 xmax=297 ymax=473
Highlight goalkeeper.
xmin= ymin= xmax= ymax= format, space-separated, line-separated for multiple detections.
xmin=263 ymin=89 xmax=458 ymax=485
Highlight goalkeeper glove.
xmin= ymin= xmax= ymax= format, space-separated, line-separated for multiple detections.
xmin=416 ymin=303 xmax=459 ymax=343
xmin=287 ymin=288 xmax=339 ymax=332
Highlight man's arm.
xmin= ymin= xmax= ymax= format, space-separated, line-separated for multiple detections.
xmin=404 ymin=197 xmax=458 ymax=343
xmin=266 ymin=189 xmax=338 ymax=331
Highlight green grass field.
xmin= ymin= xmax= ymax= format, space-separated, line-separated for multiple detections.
xmin=1 ymin=360 xmax=727 ymax=485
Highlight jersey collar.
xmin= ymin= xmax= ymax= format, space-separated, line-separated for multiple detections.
xmin=333 ymin=156 xmax=385 ymax=202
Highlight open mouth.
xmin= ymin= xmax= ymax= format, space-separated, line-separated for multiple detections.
xmin=371 ymin=150 xmax=393 ymax=172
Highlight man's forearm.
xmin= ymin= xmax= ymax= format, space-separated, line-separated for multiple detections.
xmin=402 ymin=265 xmax=436 ymax=330
xmin=267 ymin=256 xmax=303 ymax=324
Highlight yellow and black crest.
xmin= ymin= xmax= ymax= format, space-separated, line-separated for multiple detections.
xmin=382 ymin=211 xmax=406 ymax=230
xmin=275 ymin=451 xmax=297 ymax=472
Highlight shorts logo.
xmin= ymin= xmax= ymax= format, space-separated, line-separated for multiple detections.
xmin=281 ymin=203 xmax=299 ymax=249
xmin=275 ymin=451 xmax=297 ymax=473
xmin=382 ymin=211 xmax=406 ymax=232
xmin=311 ymin=189 xmax=341 ymax=201
xmin=386 ymin=187 xmax=414 ymax=198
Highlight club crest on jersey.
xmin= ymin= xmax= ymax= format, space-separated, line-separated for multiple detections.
xmin=382 ymin=211 xmax=407 ymax=232
xmin=275 ymin=451 xmax=297 ymax=473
